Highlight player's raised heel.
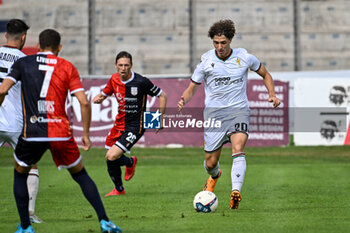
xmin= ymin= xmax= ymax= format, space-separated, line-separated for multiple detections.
xmin=15 ymin=224 xmax=35 ymax=233
xmin=125 ymin=156 xmax=137 ymax=181
xmin=230 ymin=190 xmax=242 ymax=209
xmin=203 ymin=169 xmax=221 ymax=192
xmin=105 ymin=188 xmax=125 ymax=196
xmin=100 ymin=219 xmax=122 ymax=233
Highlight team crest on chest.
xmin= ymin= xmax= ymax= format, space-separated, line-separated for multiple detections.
xmin=131 ymin=87 xmax=138 ymax=96
xmin=236 ymin=58 xmax=241 ymax=67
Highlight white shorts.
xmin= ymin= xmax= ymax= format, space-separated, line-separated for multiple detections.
xmin=203 ymin=109 xmax=249 ymax=153
xmin=0 ymin=130 xmax=20 ymax=149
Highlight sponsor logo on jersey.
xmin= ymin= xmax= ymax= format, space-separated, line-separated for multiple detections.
xmin=116 ymin=92 xmax=124 ymax=101
xmin=37 ymin=100 xmax=55 ymax=113
xmin=143 ymin=110 xmax=161 ymax=129
xmin=214 ymin=77 xmax=243 ymax=86
xmin=30 ymin=115 xmax=62 ymax=123
xmin=30 ymin=116 xmax=38 ymax=123
xmin=131 ymin=87 xmax=138 ymax=96
xmin=124 ymin=97 xmax=138 ymax=102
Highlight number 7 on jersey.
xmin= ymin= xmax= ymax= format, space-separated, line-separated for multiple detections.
xmin=39 ymin=64 xmax=54 ymax=98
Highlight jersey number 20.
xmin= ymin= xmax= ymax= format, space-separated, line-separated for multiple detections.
xmin=235 ymin=122 xmax=248 ymax=132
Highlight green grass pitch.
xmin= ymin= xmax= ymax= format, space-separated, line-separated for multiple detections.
xmin=1 ymin=146 xmax=350 ymax=233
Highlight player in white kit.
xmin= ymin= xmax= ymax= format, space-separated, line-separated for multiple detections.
xmin=0 ymin=19 xmax=43 ymax=223
xmin=178 ymin=19 xmax=280 ymax=209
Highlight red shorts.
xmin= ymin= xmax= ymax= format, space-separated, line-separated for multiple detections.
xmin=105 ymin=127 xmax=123 ymax=148
xmin=14 ymin=137 xmax=81 ymax=170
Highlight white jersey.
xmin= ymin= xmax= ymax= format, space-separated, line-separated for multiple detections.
xmin=191 ymin=48 xmax=260 ymax=109
xmin=0 ymin=46 xmax=25 ymax=132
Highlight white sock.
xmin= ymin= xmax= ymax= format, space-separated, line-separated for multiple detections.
xmin=27 ymin=168 xmax=39 ymax=215
xmin=231 ymin=153 xmax=246 ymax=192
xmin=204 ymin=160 xmax=220 ymax=178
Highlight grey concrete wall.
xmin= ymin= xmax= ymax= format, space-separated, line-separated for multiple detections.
xmin=0 ymin=0 xmax=349 ymax=75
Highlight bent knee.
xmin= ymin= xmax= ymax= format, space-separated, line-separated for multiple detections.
xmin=205 ymin=158 xmax=218 ymax=169
xmin=106 ymin=147 xmax=123 ymax=161
xmin=14 ymin=161 xmax=32 ymax=174
xmin=106 ymin=152 xmax=119 ymax=161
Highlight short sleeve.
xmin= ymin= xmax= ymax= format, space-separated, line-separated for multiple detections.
xmin=6 ymin=59 xmax=22 ymax=83
xmin=144 ymin=77 xmax=161 ymax=97
xmin=69 ymin=65 xmax=84 ymax=94
xmin=248 ymin=54 xmax=261 ymax=72
xmin=191 ymin=59 xmax=206 ymax=85
xmin=101 ymin=76 xmax=115 ymax=96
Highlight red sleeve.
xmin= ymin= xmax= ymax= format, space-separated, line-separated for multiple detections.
xmin=69 ymin=64 xmax=84 ymax=94
xmin=102 ymin=75 xmax=115 ymax=96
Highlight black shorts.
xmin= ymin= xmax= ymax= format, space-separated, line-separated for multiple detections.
xmin=14 ymin=136 xmax=81 ymax=169
xmin=105 ymin=126 xmax=144 ymax=153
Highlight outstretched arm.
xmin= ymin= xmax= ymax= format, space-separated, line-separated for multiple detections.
xmin=156 ymin=91 xmax=168 ymax=133
xmin=74 ymin=91 xmax=92 ymax=150
xmin=256 ymin=64 xmax=281 ymax=108
xmin=0 ymin=79 xmax=16 ymax=106
xmin=92 ymin=93 xmax=108 ymax=104
xmin=177 ymin=82 xmax=199 ymax=112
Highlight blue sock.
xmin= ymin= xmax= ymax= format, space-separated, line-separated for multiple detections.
xmin=71 ymin=168 xmax=108 ymax=222
xmin=13 ymin=169 xmax=31 ymax=229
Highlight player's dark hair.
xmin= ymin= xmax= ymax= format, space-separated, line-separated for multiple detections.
xmin=208 ymin=19 xmax=236 ymax=40
xmin=39 ymin=29 xmax=61 ymax=50
xmin=6 ymin=19 xmax=29 ymax=39
xmin=115 ymin=51 xmax=133 ymax=65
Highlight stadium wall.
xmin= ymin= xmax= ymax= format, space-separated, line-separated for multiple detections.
xmin=0 ymin=0 xmax=350 ymax=75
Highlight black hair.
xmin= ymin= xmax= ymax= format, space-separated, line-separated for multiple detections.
xmin=6 ymin=19 xmax=29 ymax=37
xmin=208 ymin=19 xmax=236 ymax=40
xmin=115 ymin=51 xmax=133 ymax=65
xmin=39 ymin=29 xmax=61 ymax=50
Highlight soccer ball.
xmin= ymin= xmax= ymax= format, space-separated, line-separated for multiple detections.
xmin=193 ymin=191 xmax=218 ymax=213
